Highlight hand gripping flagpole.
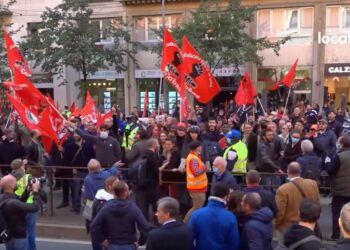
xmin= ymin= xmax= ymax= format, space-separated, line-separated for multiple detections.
xmin=256 ymin=96 xmax=266 ymax=116
xmin=45 ymin=97 xmax=67 ymax=122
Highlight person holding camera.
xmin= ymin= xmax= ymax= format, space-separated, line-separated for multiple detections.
xmin=10 ymin=159 xmax=41 ymax=250
xmin=0 ymin=174 xmax=41 ymax=250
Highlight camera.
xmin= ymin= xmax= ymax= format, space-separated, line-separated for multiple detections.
xmin=28 ymin=176 xmax=46 ymax=186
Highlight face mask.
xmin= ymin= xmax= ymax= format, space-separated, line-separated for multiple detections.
xmin=100 ymin=131 xmax=108 ymax=139
xmin=291 ymin=137 xmax=300 ymax=144
xmin=213 ymin=167 xmax=220 ymax=175
xmin=226 ymin=138 xmax=231 ymax=144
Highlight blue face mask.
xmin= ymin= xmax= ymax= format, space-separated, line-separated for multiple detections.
xmin=213 ymin=167 xmax=220 ymax=175
xmin=291 ymin=137 xmax=300 ymax=144
xmin=226 ymin=138 xmax=231 ymax=144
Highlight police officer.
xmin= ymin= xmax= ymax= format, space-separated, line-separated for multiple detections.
xmin=121 ymin=114 xmax=140 ymax=151
xmin=10 ymin=159 xmax=38 ymax=250
xmin=223 ymin=129 xmax=248 ymax=174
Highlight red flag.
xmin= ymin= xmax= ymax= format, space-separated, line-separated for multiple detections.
xmin=45 ymin=99 xmax=70 ymax=144
xmin=235 ymin=72 xmax=257 ymax=106
xmin=161 ymin=29 xmax=185 ymax=96
xmin=47 ymin=94 xmax=58 ymax=109
xmin=142 ymin=90 xmax=149 ymax=117
xmin=4 ymin=31 xmax=32 ymax=77
xmin=69 ymin=102 xmax=76 ymax=113
xmin=181 ymin=96 xmax=191 ymax=120
xmin=181 ymin=36 xmax=221 ymax=103
xmin=39 ymin=108 xmax=59 ymax=144
xmin=73 ymin=107 xmax=81 ymax=117
xmin=11 ymin=68 xmax=47 ymax=113
xmin=81 ymin=91 xmax=99 ymax=123
xmin=280 ymin=59 xmax=298 ymax=88
xmin=7 ymin=94 xmax=41 ymax=131
xmin=97 ymin=111 xmax=112 ymax=127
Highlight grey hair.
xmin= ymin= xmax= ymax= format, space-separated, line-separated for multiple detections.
xmin=157 ymin=197 xmax=180 ymax=218
xmin=147 ymin=138 xmax=159 ymax=149
xmin=301 ymin=140 xmax=314 ymax=154
xmin=340 ymin=203 xmax=350 ymax=234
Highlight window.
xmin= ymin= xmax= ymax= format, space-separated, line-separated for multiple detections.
xmin=258 ymin=10 xmax=270 ymax=37
xmin=134 ymin=14 xmax=182 ymax=42
xmin=257 ymin=7 xmax=314 ymax=38
xmin=343 ymin=8 xmax=350 ymax=30
xmin=90 ymin=17 xmax=122 ymax=42
xmin=27 ymin=22 xmax=45 ymax=36
xmin=326 ymin=6 xmax=350 ymax=33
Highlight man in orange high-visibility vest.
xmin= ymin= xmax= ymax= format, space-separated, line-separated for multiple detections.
xmin=183 ymin=140 xmax=208 ymax=223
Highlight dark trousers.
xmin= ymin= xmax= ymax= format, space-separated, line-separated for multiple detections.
xmin=135 ymin=187 xmax=160 ymax=222
xmin=332 ymin=196 xmax=350 ymax=238
xmin=62 ymin=179 xmax=72 ymax=204
xmin=71 ymin=172 xmax=87 ymax=212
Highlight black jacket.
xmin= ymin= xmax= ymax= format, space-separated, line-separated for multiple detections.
xmin=244 ymin=186 xmax=277 ymax=217
xmin=139 ymin=149 xmax=161 ymax=191
xmin=63 ymin=137 xmax=95 ymax=171
xmin=245 ymin=133 xmax=258 ymax=162
xmin=146 ymin=221 xmax=194 ymax=250
xmin=313 ymin=129 xmax=337 ymax=158
xmin=328 ymin=120 xmax=343 ymax=138
xmin=211 ymin=170 xmax=237 ymax=193
xmin=1 ymin=192 xmax=40 ymax=238
xmin=90 ymin=198 xmax=154 ymax=245
xmin=281 ymin=140 xmax=302 ymax=171
xmin=284 ymin=224 xmax=321 ymax=250
xmin=256 ymin=139 xmax=282 ymax=173
xmin=0 ymin=141 xmax=25 ymax=175
xmin=25 ymin=140 xmax=43 ymax=165
xmin=336 ymin=238 xmax=350 ymax=249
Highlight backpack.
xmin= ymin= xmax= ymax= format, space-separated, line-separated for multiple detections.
xmin=301 ymin=158 xmax=321 ymax=182
xmin=128 ymin=158 xmax=148 ymax=188
xmin=0 ymin=199 xmax=11 ymax=243
xmin=274 ymin=235 xmax=320 ymax=250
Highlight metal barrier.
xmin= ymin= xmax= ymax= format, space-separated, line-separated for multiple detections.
xmin=0 ymin=164 xmax=332 ymax=217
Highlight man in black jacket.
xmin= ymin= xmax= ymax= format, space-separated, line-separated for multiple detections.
xmin=135 ymin=138 xmax=161 ymax=222
xmin=0 ymin=131 xmax=25 ymax=175
xmin=283 ymin=199 xmax=322 ymax=249
xmin=244 ymin=170 xmax=277 ymax=217
xmin=242 ymin=123 xmax=257 ymax=170
xmin=328 ymin=111 xmax=343 ymax=138
xmin=146 ymin=197 xmax=194 ymax=250
xmin=0 ymin=174 xmax=40 ymax=250
xmin=90 ymin=180 xmax=154 ymax=249
xmin=25 ymin=130 xmax=44 ymax=166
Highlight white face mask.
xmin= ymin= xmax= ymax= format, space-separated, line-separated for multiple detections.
xmin=100 ymin=131 xmax=108 ymax=139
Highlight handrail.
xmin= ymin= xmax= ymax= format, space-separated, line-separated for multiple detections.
xmin=0 ymin=164 xmax=331 ymax=217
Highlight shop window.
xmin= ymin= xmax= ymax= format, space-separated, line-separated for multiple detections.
xmin=134 ymin=14 xmax=182 ymax=42
xmin=138 ymin=78 xmax=160 ymax=113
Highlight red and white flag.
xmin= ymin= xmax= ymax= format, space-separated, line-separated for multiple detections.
xmin=4 ymin=31 xmax=32 ymax=77
xmin=81 ymin=91 xmax=99 ymax=123
xmin=181 ymin=36 xmax=221 ymax=104
xmin=142 ymin=90 xmax=149 ymax=117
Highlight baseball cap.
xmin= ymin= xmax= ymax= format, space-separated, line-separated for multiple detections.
xmin=318 ymin=119 xmax=328 ymax=124
xmin=11 ymin=159 xmax=24 ymax=170
xmin=225 ymin=129 xmax=241 ymax=139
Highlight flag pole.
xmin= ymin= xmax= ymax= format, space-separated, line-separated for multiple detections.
xmin=5 ymin=110 xmax=13 ymax=129
xmin=283 ymin=87 xmax=292 ymax=116
xmin=256 ymin=96 xmax=266 ymax=116
xmin=45 ymin=97 xmax=67 ymax=121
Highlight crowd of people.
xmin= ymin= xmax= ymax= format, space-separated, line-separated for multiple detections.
xmin=0 ymin=100 xmax=350 ymax=250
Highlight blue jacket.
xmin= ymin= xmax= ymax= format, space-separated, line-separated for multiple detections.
xmin=241 ymin=207 xmax=273 ymax=250
xmin=90 ymin=199 xmax=153 ymax=245
xmin=313 ymin=129 xmax=337 ymax=157
xmin=83 ymin=165 xmax=119 ymax=200
xmin=189 ymin=198 xmax=240 ymax=250
xmin=296 ymin=153 xmax=323 ymax=176
xmin=244 ymin=186 xmax=277 ymax=217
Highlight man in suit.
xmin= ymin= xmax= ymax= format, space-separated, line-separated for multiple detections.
xmin=275 ymin=162 xmax=320 ymax=242
xmin=146 ymin=197 xmax=194 ymax=250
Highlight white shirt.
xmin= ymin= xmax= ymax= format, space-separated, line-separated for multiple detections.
xmin=288 ymin=176 xmax=301 ymax=182
xmin=163 ymin=219 xmax=177 ymax=226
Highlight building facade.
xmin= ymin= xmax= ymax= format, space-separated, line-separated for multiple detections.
xmin=2 ymin=0 xmax=350 ymax=113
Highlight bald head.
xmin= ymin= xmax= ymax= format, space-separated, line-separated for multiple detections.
xmin=340 ymin=203 xmax=350 ymax=237
xmin=213 ymin=157 xmax=227 ymax=173
xmin=287 ymin=162 xmax=301 ymax=177
xmin=242 ymin=192 xmax=262 ymax=214
xmin=87 ymin=159 xmax=101 ymax=172
xmin=0 ymin=175 xmax=17 ymax=193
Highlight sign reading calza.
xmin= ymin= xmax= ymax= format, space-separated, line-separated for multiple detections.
xmin=325 ymin=64 xmax=350 ymax=77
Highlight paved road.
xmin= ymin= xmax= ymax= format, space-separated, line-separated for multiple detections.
xmin=0 ymin=238 xmax=147 ymax=250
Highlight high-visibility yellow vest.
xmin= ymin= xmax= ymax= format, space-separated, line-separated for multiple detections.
xmin=122 ymin=124 xmax=139 ymax=150
xmin=223 ymin=140 xmax=248 ymax=174
xmin=15 ymin=174 xmax=33 ymax=204
xmin=186 ymin=153 xmax=208 ymax=191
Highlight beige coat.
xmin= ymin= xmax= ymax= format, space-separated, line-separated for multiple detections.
xmin=275 ymin=177 xmax=320 ymax=232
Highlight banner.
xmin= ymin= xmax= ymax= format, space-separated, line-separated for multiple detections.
xmin=280 ymin=59 xmax=298 ymax=88
xmin=181 ymin=36 xmax=221 ymax=104
xmin=81 ymin=91 xmax=99 ymax=123
xmin=235 ymin=72 xmax=257 ymax=106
